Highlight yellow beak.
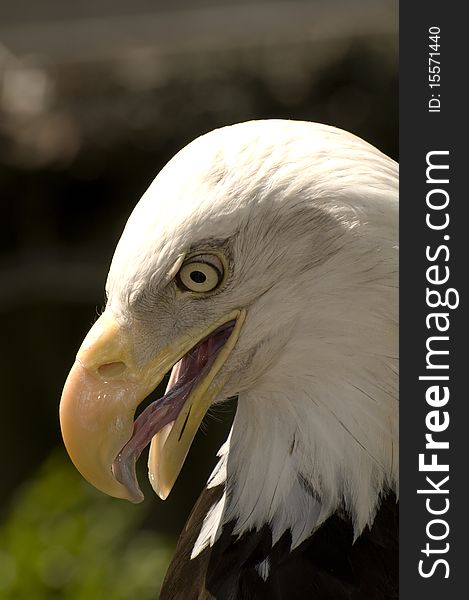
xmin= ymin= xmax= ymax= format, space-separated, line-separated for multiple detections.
xmin=59 ymin=308 xmax=245 ymax=503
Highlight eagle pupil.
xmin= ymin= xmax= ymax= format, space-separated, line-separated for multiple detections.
xmin=190 ymin=271 xmax=206 ymax=284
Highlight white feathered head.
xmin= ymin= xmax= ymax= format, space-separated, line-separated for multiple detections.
xmin=60 ymin=120 xmax=398 ymax=549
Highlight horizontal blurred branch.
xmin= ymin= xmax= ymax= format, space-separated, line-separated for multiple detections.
xmin=1 ymin=1 xmax=397 ymax=64
xmin=0 ymin=259 xmax=106 ymax=310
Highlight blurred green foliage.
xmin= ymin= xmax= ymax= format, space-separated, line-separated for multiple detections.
xmin=0 ymin=451 xmax=174 ymax=599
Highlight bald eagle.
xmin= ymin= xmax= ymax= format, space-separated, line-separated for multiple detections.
xmin=60 ymin=120 xmax=398 ymax=599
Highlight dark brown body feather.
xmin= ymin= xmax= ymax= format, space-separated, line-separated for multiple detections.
xmin=160 ymin=487 xmax=398 ymax=600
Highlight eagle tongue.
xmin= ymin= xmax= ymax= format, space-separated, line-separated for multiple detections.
xmin=111 ymin=321 xmax=235 ymax=502
xmin=111 ymin=353 xmax=204 ymax=502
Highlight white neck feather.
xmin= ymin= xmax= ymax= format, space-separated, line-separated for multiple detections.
xmin=192 ymin=281 xmax=398 ymax=558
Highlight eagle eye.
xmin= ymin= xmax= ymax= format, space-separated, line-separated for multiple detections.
xmin=177 ymin=254 xmax=224 ymax=293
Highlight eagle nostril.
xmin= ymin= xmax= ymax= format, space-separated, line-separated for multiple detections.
xmin=98 ymin=361 xmax=127 ymax=379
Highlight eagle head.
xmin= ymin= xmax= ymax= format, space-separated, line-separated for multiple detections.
xmin=60 ymin=120 xmax=398 ymax=549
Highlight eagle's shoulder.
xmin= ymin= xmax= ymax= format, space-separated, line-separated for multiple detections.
xmin=160 ymin=491 xmax=398 ymax=600
xmin=160 ymin=484 xmax=223 ymax=600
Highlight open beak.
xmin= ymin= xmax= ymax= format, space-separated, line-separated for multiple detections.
xmin=59 ymin=308 xmax=245 ymax=503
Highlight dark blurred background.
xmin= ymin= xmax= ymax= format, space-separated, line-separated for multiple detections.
xmin=0 ymin=1 xmax=397 ymax=597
